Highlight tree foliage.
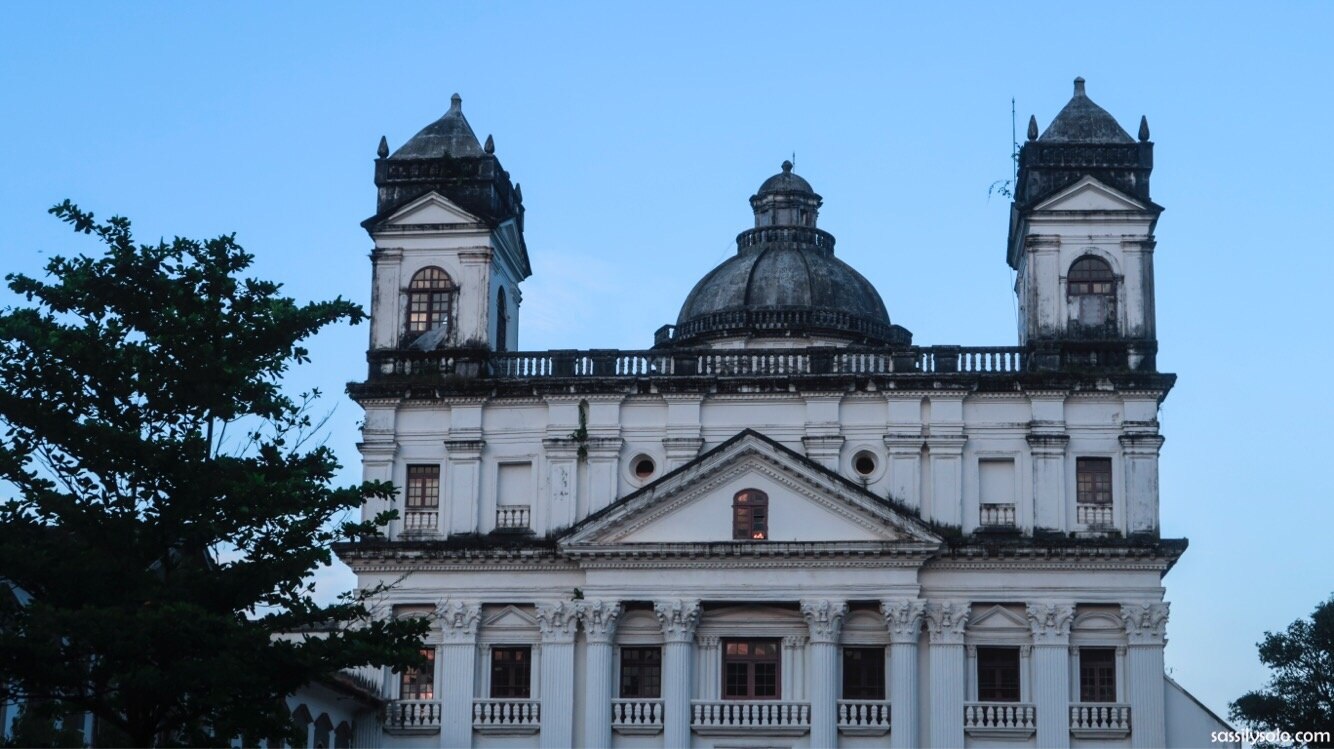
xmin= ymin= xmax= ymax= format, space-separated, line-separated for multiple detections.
xmin=0 ymin=203 xmax=427 ymax=747
xmin=1230 ymin=595 xmax=1334 ymax=747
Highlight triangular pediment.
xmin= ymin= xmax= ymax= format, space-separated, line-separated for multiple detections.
xmin=382 ymin=192 xmax=484 ymax=227
xmin=1033 ymin=176 xmax=1150 ymax=212
xmin=562 ymin=430 xmax=940 ymax=547
xmin=968 ymin=604 xmax=1030 ymax=632
xmin=482 ymin=605 xmax=538 ymax=630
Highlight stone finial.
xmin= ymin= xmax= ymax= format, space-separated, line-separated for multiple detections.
xmin=781 ymin=159 xmax=793 ymax=173
xmin=450 ymin=93 xmax=462 ymax=112
xmin=1073 ymin=76 xmax=1087 ymax=97
xmin=1138 ymin=115 xmax=1151 ymax=142
xmin=484 ymin=134 xmax=495 ymax=154
xmin=376 ymin=135 xmax=389 ymax=159
xmin=1027 ymin=115 xmax=1039 ymax=141
xmin=514 ymin=182 xmax=523 ymax=202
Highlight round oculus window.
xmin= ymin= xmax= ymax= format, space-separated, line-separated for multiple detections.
xmin=853 ymin=451 xmax=877 ymax=477
xmin=633 ymin=456 xmax=656 ymax=480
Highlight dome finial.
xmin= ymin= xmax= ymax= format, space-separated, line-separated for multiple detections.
xmin=484 ymin=134 xmax=495 ymax=154
xmin=1073 ymin=77 xmax=1086 ymax=97
xmin=1027 ymin=115 xmax=1038 ymax=141
xmin=450 ymin=93 xmax=462 ymax=112
xmin=1138 ymin=115 xmax=1150 ymax=142
xmin=781 ymin=159 xmax=793 ymax=174
xmin=377 ymin=135 xmax=389 ymax=159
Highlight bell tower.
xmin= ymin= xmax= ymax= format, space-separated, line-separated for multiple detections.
xmin=1008 ymin=78 xmax=1161 ymax=368
xmin=362 ymin=94 xmax=531 ymax=355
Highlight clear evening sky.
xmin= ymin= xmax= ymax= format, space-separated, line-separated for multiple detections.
xmin=3 ymin=1 xmax=1330 ymax=723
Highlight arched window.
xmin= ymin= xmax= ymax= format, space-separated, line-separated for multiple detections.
xmin=405 ymin=267 xmax=454 ymax=340
xmin=1067 ymin=256 xmax=1116 ymax=331
xmin=496 ymin=287 xmax=508 ymax=352
xmin=732 ymin=489 xmax=769 ymax=540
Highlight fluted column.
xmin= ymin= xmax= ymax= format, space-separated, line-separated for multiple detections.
xmin=536 ymin=602 xmax=579 ymax=749
xmin=925 ymin=600 xmax=970 ymax=748
xmin=801 ymin=600 xmax=848 ymax=748
xmin=698 ymin=636 xmax=722 ymax=699
xmin=881 ymin=599 xmax=926 ymax=749
xmin=579 ymin=601 xmax=622 ymax=749
xmin=1028 ymin=603 xmax=1075 ymax=749
xmin=435 ymin=601 xmax=481 ymax=749
xmin=655 ymin=600 xmax=700 ymax=749
xmin=1122 ymin=603 xmax=1169 ymax=749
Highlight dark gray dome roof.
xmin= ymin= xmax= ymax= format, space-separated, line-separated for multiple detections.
xmin=663 ymin=162 xmax=910 ymax=347
xmin=390 ymin=93 xmax=486 ymax=159
xmin=1039 ymin=78 xmax=1134 ymax=144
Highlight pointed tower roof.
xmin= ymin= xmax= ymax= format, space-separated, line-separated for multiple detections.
xmin=1038 ymin=77 xmax=1134 ymax=144
xmin=389 ymin=93 xmax=486 ymax=159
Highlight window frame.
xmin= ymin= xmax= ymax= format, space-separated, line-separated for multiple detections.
xmin=618 ymin=646 xmax=662 ymax=699
xmin=1067 ymin=256 xmax=1116 ymax=297
xmin=398 ymin=647 xmax=436 ymax=701
xmin=489 ymin=645 xmax=533 ymax=699
xmin=1076 ymin=457 xmax=1114 ymax=506
xmin=404 ymin=266 xmax=455 ymax=342
xmin=732 ymin=489 xmax=769 ymax=541
xmin=975 ymin=646 xmax=1021 ymax=702
xmin=405 ymin=464 xmax=440 ymax=509
xmin=1079 ymin=647 xmax=1117 ymax=703
xmin=722 ymin=638 xmax=781 ymax=700
xmin=841 ymin=646 xmax=886 ymax=700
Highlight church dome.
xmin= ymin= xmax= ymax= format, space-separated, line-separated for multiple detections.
xmin=663 ymin=163 xmax=910 ymax=348
xmin=1038 ymin=77 xmax=1134 ymax=144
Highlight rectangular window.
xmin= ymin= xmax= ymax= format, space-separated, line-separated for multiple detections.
xmin=619 ymin=647 xmax=662 ymax=698
xmin=841 ymin=647 xmax=886 ymax=700
xmin=976 ymin=647 xmax=1021 ymax=702
xmin=722 ymin=639 xmax=780 ymax=699
xmin=1076 ymin=458 xmax=1113 ymax=505
xmin=399 ymin=647 xmax=435 ymax=700
xmin=405 ymin=465 xmax=440 ymax=508
xmin=490 ymin=646 xmax=532 ymax=699
xmin=1079 ymin=648 xmax=1117 ymax=702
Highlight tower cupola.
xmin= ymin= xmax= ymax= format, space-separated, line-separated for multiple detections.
xmin=750 ymin=160 xmax=822 ymax=228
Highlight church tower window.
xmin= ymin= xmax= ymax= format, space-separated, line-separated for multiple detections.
xmin=1067 ymin=256 xmax=1117 ymax=332
xmin=495 ymin=287 xmax=508 ymax=352
xmin=405 ymin=267 xmax=454 ymax=342
xmin=732 ymin=489 xmax=769 ymax=540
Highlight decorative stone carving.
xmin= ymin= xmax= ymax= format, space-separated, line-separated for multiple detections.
xmin=781 ymin=634 xmax=809 ymax=649
xmin=579 ymin=600 xmax=623 ymax=643
xmin=1121 ymin=602 xmax=1170 ymax=645
xmin=435 ymin=601 xmax=482 ymax=643
xmin=1026 ymin=602 xmax=1076 ymax=644
xmin=800 ymin=600 xmax=848 ymax=643
xmin=698 ymin=634 xmax=721 ymax=649
xmin=653 ymin=599 xmax=701 ymax=643
xmin=880 ymin=598 xmax=927 ymax=643
xmin=925 ymin=600 xmax=970 ymax=644
xmin=536 ymin=601 xmax=580 ymax=643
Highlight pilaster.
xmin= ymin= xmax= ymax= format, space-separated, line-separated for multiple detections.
xmin=542 ymin=438 xmax=580 ymax=533
xmin=662 ymin=437 xmax=704 ymax=471
xmin=925 ymin=434 xmax=966 ymax=527
xmin=585 ymin=437 xmax=623 ymax=515
xmin=535 ymin=602 xmax=579 ymax=749
xmin=881 ymin=598 xmax=926 ymax=749
xmin=654 ymin=600 xmax=700 ymax=749
xmin=443 ymin=438 xmax=484 ymax=535
xmin=435 ymin=601 xmax=481 ymax=749
xmin=579 ymin=601 xmax=622 ymax=749
xmin=1027 ymin=430 xmax=1069 ymax=531
xmin=1120 ymin=433 xmax=1165 ymax=536
xmin=1122 ymin=603 xmax=1169 ymax=749
xmin=884 ymin=432 xmax=923 ymax=510
xmin=357 ymin=440 xmax=397 ymax=533
xmin=1028 ymin=603 xmax=1075 ymax=749
xmin=801 ymin=600 xmax=847 ymax=749
xmin=925 ymin=600 xmax=970 ymax=748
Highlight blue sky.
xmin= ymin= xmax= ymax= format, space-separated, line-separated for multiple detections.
xmin=3 ymin=0 xmax=1331 ymax=721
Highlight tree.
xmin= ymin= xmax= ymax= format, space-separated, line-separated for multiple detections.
xmin=0 ymin=203 xmax=428 ymax=747
xmin=1230 ymin=595 xmax=1334 ymax=747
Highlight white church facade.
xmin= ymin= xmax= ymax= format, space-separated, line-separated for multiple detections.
xmin=332 ymin=80 xmax=1234 ymax=748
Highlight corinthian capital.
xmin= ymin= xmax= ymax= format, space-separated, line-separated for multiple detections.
xmin=1121 ymin=602 xmax=1170 ymax=645
xmin=435 ymin=601 xmax=482 ymax=643
xmin=925 ymin=600 xmax=971 ymax=644
xmin=653 ymin=599 xmax=701 ymax=643
xmin=536 ymin=601 xmax=580 ymax=643
xmin=880 ymin=598 xmax=927 ymax=643
xmin=800 ymin=600 xmax=848 ymax=644
xmin=579 ymin=600 xmax=623 ymax=643
xmin=1026 ymin=602 xmax=1075 ymax=645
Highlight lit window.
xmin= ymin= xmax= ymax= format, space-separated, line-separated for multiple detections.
xmin=405 ymin=267 xmax=454 ymax=340
xmin=490 ymin=646 xmax=531 ymax=698
xmin=732 ymin=489 xmax=769 ymax=540
xmin=1079 ymin=648 xmax=1117 ymax=702
xmin=405 ymin=465 xmax=440 ymax=509
xmin=842 ymin=647 xmax=885 ymax=700
xmin=723 ymin=639 xmax=780 ymax=699
xmin=1076 ymin=458 xmax=1113 ymax=505
xmin=976 ymin=647 xmax=1021 ymax=702
xmin=399 ymin=647 xmax=435 ymax=700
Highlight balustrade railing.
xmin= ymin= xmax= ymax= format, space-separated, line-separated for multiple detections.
xmin=836 ymin=700 xmax=891 ymax=734
xmin=385 ymin=700 xmax=441 ymax=733
xmin=964 ymin=702 xmax=1037 ymax=737
xmin=691 ymin=700 xmax=811 ymax=735
xmin=495 ymin=505 xmax=531 ymax=530
xmin=1070 ymin=703 xmax=1131 ymax=736
xmin=402 ymin=509 xmax=438 ymax=535
xmin=472 ymin=699 xmax=540 ymax=733
xmin=612 ymin=698 xmax=664 ymax=734
xmin=1077 ymin=503 xmax=1114 ymax=527
xmin=980 ymin=503 xmax=1017 ymax=527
